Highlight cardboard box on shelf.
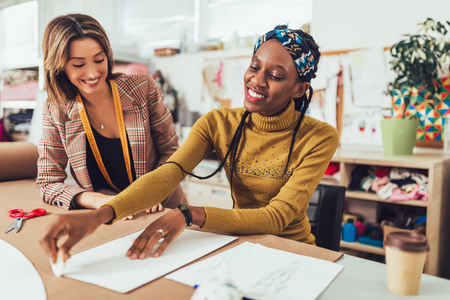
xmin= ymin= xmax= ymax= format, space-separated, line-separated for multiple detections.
xmin=383 ymin=225 xmax=425 ymax=247
xmin=154 ymin=48 xmax=180 ymax=56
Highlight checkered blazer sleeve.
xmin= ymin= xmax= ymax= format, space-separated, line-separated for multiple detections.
xmin=146 ymin=78 xmax=179 ymax=166
xmin=36 ymin=101 xmax=87 ymax=210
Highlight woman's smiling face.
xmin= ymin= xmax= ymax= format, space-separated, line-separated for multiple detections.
xmin=64 ymin=37 xmax=109 ymax=99
xmin=243 ymin=39 xmax=309 ymax=116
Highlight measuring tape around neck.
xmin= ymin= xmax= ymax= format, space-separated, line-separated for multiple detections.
xmin=76 ymin=79 xmax=133 ymax=192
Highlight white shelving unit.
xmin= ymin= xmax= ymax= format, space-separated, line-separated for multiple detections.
xmin=0 ymin=100 xmax=37 ymax=110
xmin=0 ymin=64 xmax=39 ymax=127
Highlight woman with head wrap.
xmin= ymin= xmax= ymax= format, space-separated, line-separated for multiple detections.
xmin=40 ymin=25 xmax=339 ymax=263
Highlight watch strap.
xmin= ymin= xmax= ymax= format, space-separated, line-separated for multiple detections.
xmin=178 ymin=205 xmax=193 ymax=227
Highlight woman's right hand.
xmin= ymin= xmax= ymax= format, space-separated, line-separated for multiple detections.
xmin=39 ymin=206 xmax=115 ymax=264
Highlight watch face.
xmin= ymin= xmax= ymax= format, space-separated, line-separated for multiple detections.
xmin=179 ymin=204 xmax=188 ymax=210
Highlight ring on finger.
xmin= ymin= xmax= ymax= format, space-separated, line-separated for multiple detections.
xmin=157 ymin=229 xmax=165 ymax=238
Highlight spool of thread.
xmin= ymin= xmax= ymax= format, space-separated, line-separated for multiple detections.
xmin=342 ymin=218 xmax=357 ymax=242
xmin=355 ymin=218 xmax=367 ymax=239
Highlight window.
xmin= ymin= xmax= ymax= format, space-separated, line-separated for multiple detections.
xmin=0 ymin=0 xmax=313 ymax=62
xmin=118 ymin=0 xmax=312 ymax=57
xmin=120 ymin=0 xmax=196 ymax=57
xmin=206 ymin=0 xmax=312 ymax=43
xmin=0 ymin=0 xmax=38 ymax=67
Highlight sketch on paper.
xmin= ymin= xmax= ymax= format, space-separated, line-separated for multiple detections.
xmin=202 ymin=60 xmax=231 ymax=108
xmin=167 ymin=242 xmax=344 ymax=300
xmin=251 ymin=261 xmax=300 ymax=295
xmin=201 ymin=56 xmax=251 ymax=114
xmin=339 ymin=48 xmax=393 ymax=148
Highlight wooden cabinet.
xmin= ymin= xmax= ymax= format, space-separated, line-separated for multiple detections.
xmin=184 ymin=158 xmax=233 ymax=209
xmin=331 ymin=148 xmax=450 ymax=277
xmin=185 ymin=178 xmax=232 ymax=209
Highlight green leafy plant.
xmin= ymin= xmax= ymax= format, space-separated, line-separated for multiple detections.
xmin=388 ymin=18 xmax=450 ymax=119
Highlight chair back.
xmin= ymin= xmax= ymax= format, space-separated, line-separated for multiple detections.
xmin=307 ymin=184 xmax=346 ymax=251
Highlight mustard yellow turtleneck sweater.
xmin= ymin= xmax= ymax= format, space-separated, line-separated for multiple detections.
xmin=106 ymin=100 xmax=339 ymax=244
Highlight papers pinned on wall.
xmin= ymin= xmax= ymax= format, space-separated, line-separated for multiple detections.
xmin=167 ymin=242 xmax=344 ymax=300
xmin=62 ymin=229 xmax=237 ymax=293
xmin=340 ymin=47 xmax=393 ymax=149
xmin=309 ymin=55 xmax=342 ymax=128
xmin=201 ymin=55 xmax=252 ymax=113
xmin=349 ymin=47 xmax=392 ymax=108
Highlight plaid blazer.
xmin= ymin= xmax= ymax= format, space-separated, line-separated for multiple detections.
xmin=36 ymin=74 xmax=185 ymax=210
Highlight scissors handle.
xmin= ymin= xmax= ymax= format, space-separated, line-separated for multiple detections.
xmin=23 ymin=208 xmax=47 ymax=218
xmin=8 ymin=209 xmax=24 ymax=218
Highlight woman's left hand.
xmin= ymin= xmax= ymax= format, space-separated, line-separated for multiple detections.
xmin=146 ymin=203 xmax=164 ymax=214
xmin=122 ymin=203 xmax=164 ymax=220
xmin=126 ymin=208 xmax=186 ymax=259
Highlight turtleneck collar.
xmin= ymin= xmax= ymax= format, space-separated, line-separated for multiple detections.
xmin=249 ymin=100 xmax=300 ymax=132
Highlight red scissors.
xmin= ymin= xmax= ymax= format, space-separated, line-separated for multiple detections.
xmin=4 ymin=208 xmax=46 ymax=234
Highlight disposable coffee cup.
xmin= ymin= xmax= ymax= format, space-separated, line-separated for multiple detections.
xmin=384 ymin=231 xmax=429 ymax=295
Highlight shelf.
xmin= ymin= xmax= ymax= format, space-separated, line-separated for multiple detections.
xmin=345 ymin=191 xmax=428 ymax=207
xmin=114 ymin=53 xmax=148 ymax=64
xmin=340 ymin=241 xmax=385 ymax=255
xmin=331 ymin=147 xmax=450 ymax=276
xmin=0 ymin=100 xmax=36 ymax=109
xmin=320 ymin=176 xmax=340 ymax=185
xmin=1 ymin=64 xmax=39 ymax=71
xmin=332 ymin=148 xmax=450 ymax=169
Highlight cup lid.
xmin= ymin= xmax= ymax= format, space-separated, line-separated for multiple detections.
xmin=385 ymin=232 xmax=429 ymax=252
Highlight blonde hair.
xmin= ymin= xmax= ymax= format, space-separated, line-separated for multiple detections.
xmin=42 ymin=14 xmax=119 ymax=107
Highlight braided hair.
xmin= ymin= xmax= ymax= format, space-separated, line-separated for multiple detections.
xmin=273 ymin=25 xmax=322 ymax=174
xmin=164 ymin=25 xmax=321 ymax=205
xmin=163 ymin=111 xmax=250 ymax=206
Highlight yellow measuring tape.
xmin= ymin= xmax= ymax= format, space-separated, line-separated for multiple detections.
xmin=76 ymin=79 xmax=133 ymax=192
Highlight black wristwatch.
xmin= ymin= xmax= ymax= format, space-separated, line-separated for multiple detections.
xmin=178 ymin=204 xmax=193 ymax=227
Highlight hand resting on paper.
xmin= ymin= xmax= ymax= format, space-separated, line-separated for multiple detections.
xmin=126 ymin=208 xmax=188 ymax=259
xmin=39 ymin=205 xmax=206 ymax=264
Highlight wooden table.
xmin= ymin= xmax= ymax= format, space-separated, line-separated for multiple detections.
xmin=2 ymin=179 xmax=449 ymax=299
xmin=1 ymin=179 xmax=341 ymax=299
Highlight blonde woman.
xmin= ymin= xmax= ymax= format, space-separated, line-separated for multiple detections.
xmin=37 ymin=14 xmax=185 ymax=215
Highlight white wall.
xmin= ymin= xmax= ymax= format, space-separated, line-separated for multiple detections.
xmin=155 ymin=0 xmax=450 ymax=113
xmin=311 ymin=0 xmax=450 ymax=51
xmin=36 ymin=0 xmax=446 ymax=113
xmin=150 ymin=48 xmax=253 ymax=115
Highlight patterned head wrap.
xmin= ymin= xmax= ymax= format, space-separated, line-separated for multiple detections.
xmin=253 ymin=29 xmax=315 ymax=82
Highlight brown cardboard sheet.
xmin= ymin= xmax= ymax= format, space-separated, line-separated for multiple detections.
xmin=0 ymin=179 xmax=343 ymax=299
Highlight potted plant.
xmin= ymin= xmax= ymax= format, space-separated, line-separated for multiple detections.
xmin=381 ymin=18 xmax=450 ymax=155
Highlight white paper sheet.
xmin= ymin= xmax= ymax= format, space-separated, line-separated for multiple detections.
xmin=63 ymin=229 xmax=236 ymax=293
xmin=349 ymin=47 xmax=391 ymax=108
xmin=167 ymin=242 xmax=344 ymax=300
xmin=339 ymin=54 xmax=386 ymax=149
xmin=0 ymin=239 xmax=46 ymax=300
